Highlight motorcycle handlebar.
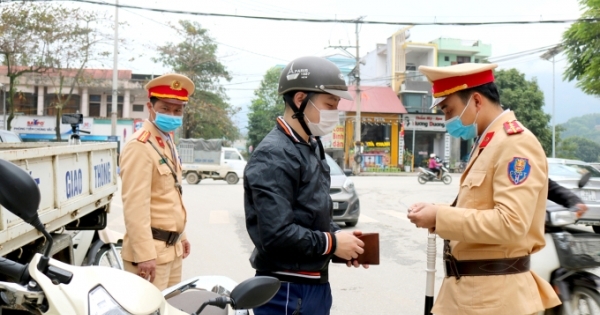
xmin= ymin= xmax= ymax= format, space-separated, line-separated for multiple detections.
xmin=0 ymin=257 xmax=28 ymax=284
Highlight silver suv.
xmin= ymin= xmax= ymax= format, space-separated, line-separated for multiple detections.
xmin=324 ymin=154 xmax=360 ymax=227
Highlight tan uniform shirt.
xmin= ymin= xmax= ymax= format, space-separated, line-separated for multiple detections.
xmin=119 ymin=121 xmax=187 ymax=265
xmin=433 ymin=111 xmax=560 ymax=315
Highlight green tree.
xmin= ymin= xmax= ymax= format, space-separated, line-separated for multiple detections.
xmin=0 ymin=2 xmax=109 ymax=131
xmin=560 ymin=113 xmax=600 ymax=144
xmin=558 ymin=136 xmax=600 ymax=162
xmin=155 ymin=20 xmax=238 ymax=140
xmin=247 ymin=66 xmax=284 ymax=149
xmin=494 ymin=69 xmax=554 ymax=155
xmin=563 ymin=0 xmax=600 ymax=96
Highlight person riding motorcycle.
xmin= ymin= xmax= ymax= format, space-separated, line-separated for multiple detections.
xmin=428 ymin=153 xmax=442 ymax=179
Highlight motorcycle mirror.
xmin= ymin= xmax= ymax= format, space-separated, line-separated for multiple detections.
xmin=229 ymin=276 xmax=280 ymax=310
xmin=0 ymin=159 xmax=41 ymax=225
xmin=579 ymin=172 xmax=592 ymax=189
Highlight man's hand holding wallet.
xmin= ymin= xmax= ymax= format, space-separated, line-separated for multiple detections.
xmin=332 ymin=230 xmax=379 ymax=268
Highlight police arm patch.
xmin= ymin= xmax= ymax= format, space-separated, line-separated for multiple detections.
xmin=507 ymin=157 xmax=531 ymax=185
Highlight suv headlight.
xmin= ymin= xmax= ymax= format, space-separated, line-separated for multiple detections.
xmin=342 ymin=179 xmax=355 ymax=193
xmin=548 ymin=210 xmax=577 ymax=227
xmin=89 ymin=285 xmax=160 ymax=315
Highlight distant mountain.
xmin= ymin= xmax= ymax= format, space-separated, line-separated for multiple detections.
xmin=560 ymin=113 xmax=600 ymax=144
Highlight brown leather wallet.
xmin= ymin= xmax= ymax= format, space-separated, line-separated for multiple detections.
xmin=331 ymin=233 xmax=379 ymax=265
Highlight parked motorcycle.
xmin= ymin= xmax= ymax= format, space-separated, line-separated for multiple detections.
xmin=418 ymin=162 xmax=452 ymax=185
xmin=0 ymin=158 xmax=280 ymax=314
xmin=70 ymin=228 xmax=124 ymax=269
xmin=532 ymin=172 xmax=600 ymax=315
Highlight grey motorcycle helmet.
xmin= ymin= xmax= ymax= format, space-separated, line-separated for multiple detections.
xmin=278 ymin=56 xmax=353 ymax=101
xmin=278 ymin=56 xmax=353 ymax=141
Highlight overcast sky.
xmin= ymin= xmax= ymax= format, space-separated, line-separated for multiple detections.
xmin=66 ymin=0 xmax=597 ymax=132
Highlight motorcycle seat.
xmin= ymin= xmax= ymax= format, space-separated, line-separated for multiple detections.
xmin=166 ymin=288 xmax=228 ymax=315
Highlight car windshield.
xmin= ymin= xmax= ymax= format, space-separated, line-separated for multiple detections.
xmin=0 ymin=132 xmax=21 ymax=143
xmin=325 ymin=155 xmax=344 ymax=176
xmin=549 ymin=162 xmax=600 ymax=178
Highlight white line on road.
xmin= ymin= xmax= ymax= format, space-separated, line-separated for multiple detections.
xmin=379 ymin=210 xmax=411 ymax=222
xmin=358 ymin=214 xmax=378 ymax=223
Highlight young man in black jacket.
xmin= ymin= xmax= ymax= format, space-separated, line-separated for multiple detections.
xmin=244 ymin=56 xmax=368 ymax=315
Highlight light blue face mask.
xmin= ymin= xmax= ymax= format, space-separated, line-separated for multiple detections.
xmin=445 ymin=96 xmax=479 ymax=140
xmin=153 ymin=110 xmax=182 ymax=132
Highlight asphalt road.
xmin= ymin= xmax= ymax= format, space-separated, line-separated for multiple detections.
xmin=108 ymin=174 xmax=462 ymax=315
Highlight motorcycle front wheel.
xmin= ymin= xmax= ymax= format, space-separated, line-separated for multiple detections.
xmin=562 ymin=286 xmax=600 ymax=315
xmin=418 ymin=174 xmax=428 ymax=184
xmin=94 ymin=241 xmax=123 ymax=269
xmin=442 ymin=175 xmax=452 ymax=185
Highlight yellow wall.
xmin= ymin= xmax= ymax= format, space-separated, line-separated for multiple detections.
xmin=343 ymin=112 xmax=401 ymax=168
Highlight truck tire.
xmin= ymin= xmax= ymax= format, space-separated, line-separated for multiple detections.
xmin=185 ymin=172 xmax=201 ymax=185
xmin=94 ymin=241 xmax=123 ymax=269
xmin=225 ymin=173 xmax=239 ymax=185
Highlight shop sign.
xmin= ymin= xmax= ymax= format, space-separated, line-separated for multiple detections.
xmin=133 ymin=118 xmax=144 ymax=132
xmin=11 ymin=115 xmax=93 ymax=134
xmin=321 ymin=125 xmax=345 ymax=149
xmin=444 ymin=133 xmax=451 ymax=162
xmin=365 ymin=141 xmax=390 ymax=147
xmin=403 ymin=114 xmax=446 ymax=132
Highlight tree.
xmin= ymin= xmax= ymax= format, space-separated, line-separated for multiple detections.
xmin=155 ymin=20 xmax=238 ymax=140
xmin=0 ymin=2 xmax=107 ymax=131
xmin=560 ymin=113 xmax=600 ymax=144
xmin=558 ymin=136 xmax=600 ymax=162
xmin=247 ymin=67 xmax=284 ymax=149
xmin=494 ymin=69 xmax=554 ymax=155
xmin=562 ymin=0 xmax=600 ymax=96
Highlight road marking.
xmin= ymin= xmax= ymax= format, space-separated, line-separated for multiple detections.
xmin=358 ymin=214 xmax=378 ymax=223
xmin=209 ymin=210 xmax=230 ymax=224
xmin=379 ymin=210 xmax=411 ymax=222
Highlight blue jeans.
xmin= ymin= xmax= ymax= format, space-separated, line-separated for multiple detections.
xmin=253 ymin=281 xmax=332 ymax=315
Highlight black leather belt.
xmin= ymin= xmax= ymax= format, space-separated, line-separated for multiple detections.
xmin=444 ymin=254 xmax=530 ymax=279
xmin=151 ymin=227 xmax=181 ymax=247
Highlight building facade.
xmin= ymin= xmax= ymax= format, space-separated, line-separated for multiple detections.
xmin=0 ymin=67 xmax=155 ymax=149
xmin=430 ymin=38 xmax=492 ymax=165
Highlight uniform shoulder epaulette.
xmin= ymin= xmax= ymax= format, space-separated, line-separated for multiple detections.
xmin=503 ymin=120 xmax=524 ymax=135
xmin=136 ymin=130 xmax=151 ymax=143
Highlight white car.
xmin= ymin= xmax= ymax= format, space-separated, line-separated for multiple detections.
xmin=548 ymin=158 xmax=600 ymax=231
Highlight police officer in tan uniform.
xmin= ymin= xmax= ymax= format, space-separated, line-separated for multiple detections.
xmin=407 ymin=63 xmax=560 ymax=315
xmin=119 ymin=73 xmax=193 ymax=290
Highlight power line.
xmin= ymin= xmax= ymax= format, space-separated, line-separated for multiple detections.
xmin=20 ymin=0 xmax=599 ymax=26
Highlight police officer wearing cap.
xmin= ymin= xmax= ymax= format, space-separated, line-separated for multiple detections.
xmin=119 ymin=73 xmax=193 ymax=290
xmin=406 ymin=63 xmax=561 ymax=315
xmin=244 ymin=56 xmax=368 ymax=315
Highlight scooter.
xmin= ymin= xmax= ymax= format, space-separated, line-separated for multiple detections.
xmin=532 ymin=173 xmax=600 ymax=315
xmin=0 ymin=158 xmax=280 ymax=315
xmin=418 ymin=161 xmax=452 ymax=185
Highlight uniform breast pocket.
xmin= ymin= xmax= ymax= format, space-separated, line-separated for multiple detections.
xmin=460 ymin=171 xmax=490 ymax=207
xmin=157 ymin=163 xmax=175 ymax=191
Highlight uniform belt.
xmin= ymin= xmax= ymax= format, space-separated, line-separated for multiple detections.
xmin=151 ymin=227 xmax=181 ymax=247
xmin=443 ymin=254 xmax=530 ymax=279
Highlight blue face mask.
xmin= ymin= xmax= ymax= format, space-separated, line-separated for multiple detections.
xmin=153 ymin=110 xmax=182 ymax=132
xmin=445 ymin=96 xmax=479 ymax=140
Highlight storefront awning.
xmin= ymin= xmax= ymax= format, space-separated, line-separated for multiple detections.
xmin=338 ymin=86 xmax=407 ymax=114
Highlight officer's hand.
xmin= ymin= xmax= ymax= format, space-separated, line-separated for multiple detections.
xmin=575 ymin=203 xmax=588 ymax=218
xmin=137 ymin=259 xmax=156 ymax=283
xmin=345 ymin=230 xmax=369 ymax=269
xmin=334 ymin=232 xmax=364 ymax=261
xmin=182 ymin=239 xmax=191 ymax=259
xmin=407 ymin=203 xmax=438 ymax=229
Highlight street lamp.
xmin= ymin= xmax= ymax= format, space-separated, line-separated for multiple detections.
xmin=541 ymin=45 xmax=563 ymax=158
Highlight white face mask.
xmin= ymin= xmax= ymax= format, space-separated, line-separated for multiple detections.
xmin=306 ymin=100 xmax=339 ymax=136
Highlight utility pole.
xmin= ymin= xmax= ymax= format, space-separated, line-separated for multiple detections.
xmin=110 ymin=0 xmax=119 ymax=136
xmin=325 ymin=16 xmax=364 ymax=174
xmin=353 ymin=18 xmax=363 ymax=175
xmin=541 ymin=45 xmax=562 ymax=158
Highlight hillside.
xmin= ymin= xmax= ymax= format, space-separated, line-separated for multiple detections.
xmin=560 ymin=113 xmax=600 ymax=144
